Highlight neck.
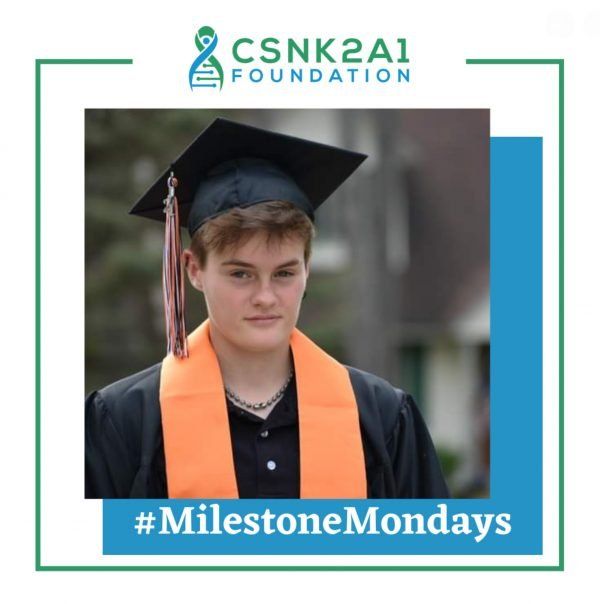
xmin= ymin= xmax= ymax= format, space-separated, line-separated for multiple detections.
xmin=208 ymin=322 xmax=293 ymax=400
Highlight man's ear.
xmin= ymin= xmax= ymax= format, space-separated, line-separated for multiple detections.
xmin=182 ymin=249 xmax=204 ymax=292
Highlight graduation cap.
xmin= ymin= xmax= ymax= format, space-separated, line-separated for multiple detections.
xmin=130 ymin=117 xmax=367 ymax=234
xmin=129 ymin=116 xmax=367 ymax=358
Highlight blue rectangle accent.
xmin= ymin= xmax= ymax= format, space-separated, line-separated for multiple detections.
xmin=103 ymin=137 xmax=543 ymax=556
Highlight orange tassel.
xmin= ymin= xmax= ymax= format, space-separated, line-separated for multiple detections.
xmin=162 ymin=172 xmax=188 ymax=358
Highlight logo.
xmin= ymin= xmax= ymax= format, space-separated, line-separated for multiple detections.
xmin=188 ymin=27 xmax=411 ymax=91
xmin=189 ymin=26 xmax=224 ymax=90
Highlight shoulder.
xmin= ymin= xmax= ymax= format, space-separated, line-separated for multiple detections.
xmin=97 ymin=363 xmax=162 ymax=404
xmin=85 ymin=363 xmax=166 ymax=498
xmin=345 ymin=365 xmax=411 ymax=441
xmin=86 ymin=363 xmax=163 ymax=428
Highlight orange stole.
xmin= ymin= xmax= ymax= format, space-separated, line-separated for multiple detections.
xmin=160 ymin=320 xmax=367 ymax=498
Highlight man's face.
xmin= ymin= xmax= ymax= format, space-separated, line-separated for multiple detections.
xmin=185 ymin=232 xmax=309 ymax=354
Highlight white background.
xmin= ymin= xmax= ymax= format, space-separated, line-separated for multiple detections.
xmin=1 ymin=0 xmax=597 ymax=600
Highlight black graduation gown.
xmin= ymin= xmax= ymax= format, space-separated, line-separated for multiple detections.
xmin=85 ymin=363 xmax=450 ymax=499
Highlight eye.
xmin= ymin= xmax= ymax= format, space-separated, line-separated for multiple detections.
xmin=230 ymin=270 xmax=252 ymax=279
xmin=275 ymin=270 xmax=295 ymax=278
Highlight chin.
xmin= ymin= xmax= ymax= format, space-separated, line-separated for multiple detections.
xmin=242 ymin=334 xmax=286 ymax=353
xmin=239 ymin=324 xmax=290 ymax=352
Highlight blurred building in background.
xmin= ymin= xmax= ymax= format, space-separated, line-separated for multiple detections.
xmin=85 ymin=108 xmax=489 ymax=497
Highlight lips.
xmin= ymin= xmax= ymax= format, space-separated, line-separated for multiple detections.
xmin=246 ymin=316 xmax=280 ymax=321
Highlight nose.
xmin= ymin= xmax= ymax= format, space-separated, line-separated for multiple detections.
xmin=251 ymin=278 xmax=278 ymax=307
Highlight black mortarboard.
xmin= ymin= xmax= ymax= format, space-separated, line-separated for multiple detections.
xmin=129 ymin=117 xmax=368 ymax=235
xmin=129 ymin=116 xmax=367 ymax=359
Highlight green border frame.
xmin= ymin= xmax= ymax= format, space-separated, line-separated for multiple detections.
xmin=35 ymin=58 xmax=564 ymax=571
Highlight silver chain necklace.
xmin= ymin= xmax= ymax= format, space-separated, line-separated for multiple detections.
xmin=225 ymin=369 xmax=294 ymax=411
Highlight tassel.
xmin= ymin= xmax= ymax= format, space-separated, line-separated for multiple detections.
xmin=162 ymin=172 xmax=188 ymax=358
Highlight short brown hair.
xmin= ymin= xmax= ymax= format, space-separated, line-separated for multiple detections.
xmin=189 ymin=200 xmax=315 ymax=268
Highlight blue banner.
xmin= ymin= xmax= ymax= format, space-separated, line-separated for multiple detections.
xmin=103 ymin=137 xmax=543 ymax=556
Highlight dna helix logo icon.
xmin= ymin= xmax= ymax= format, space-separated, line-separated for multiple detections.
xmin=189 ymin=26 xmax=224 ymax=90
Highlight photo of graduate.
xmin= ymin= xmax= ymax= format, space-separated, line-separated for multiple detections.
xmin=85 ymin=110 xmax=489 ymax=499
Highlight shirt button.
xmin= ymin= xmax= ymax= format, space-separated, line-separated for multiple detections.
xmin=266 ymin=460 xmax=277 ymax=471
xmin=260 ymin=430 xmax=269 ymax=438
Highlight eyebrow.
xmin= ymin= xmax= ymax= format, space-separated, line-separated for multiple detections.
xmin=221 ymin=258 xmax=302 ymax=269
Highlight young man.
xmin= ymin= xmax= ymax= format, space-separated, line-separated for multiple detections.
xmin=85 ymin=117 xmax=449 ymax=499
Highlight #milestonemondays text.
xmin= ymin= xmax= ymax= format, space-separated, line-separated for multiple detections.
xmin=135 ymin=503 xmax=512 ymax=543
